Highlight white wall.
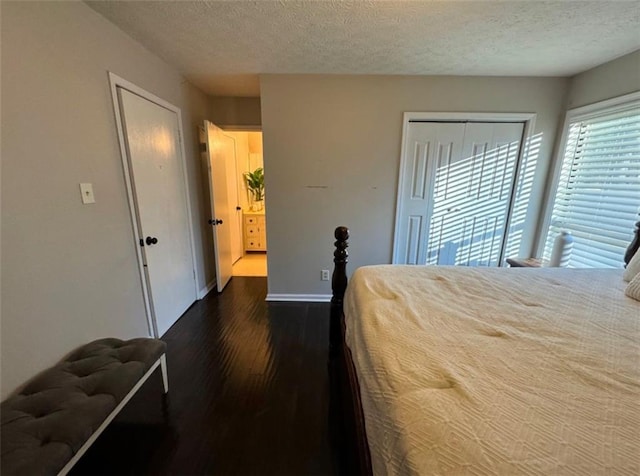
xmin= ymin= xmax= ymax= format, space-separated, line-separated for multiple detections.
xmin=260 ymin=75 xmax=569 ymax=296
xmin=210 ymin=96 xmax=262 ymax=127
xmin=1 ymin=1 xmax=215 ymax=398
xmin=567 ymin=50 xmax=640 ymax=109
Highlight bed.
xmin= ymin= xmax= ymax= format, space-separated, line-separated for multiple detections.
xmin=328 ymin=226 xmax=640 ymax=476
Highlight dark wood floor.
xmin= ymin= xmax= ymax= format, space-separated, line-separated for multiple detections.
xmin=71 ymin=277 xmax=338 ymax=475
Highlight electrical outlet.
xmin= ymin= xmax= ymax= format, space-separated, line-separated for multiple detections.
xmin=321 ymin=269 xmax=330 ymax=281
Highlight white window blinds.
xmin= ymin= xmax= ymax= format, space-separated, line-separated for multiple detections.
xmin=543 ymin=102 xmax=640 ymax=268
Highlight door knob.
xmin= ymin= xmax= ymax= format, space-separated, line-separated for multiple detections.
xmin=145 ymin=236 xmax=158 ymax=245
xmin=236 ymin=206 xmax=242 ymax=211
xmin=208 ymin=219 xmax=223 ymax=226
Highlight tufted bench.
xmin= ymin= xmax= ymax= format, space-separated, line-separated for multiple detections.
xmin=1 ymin=338 xmax=168 ymax=476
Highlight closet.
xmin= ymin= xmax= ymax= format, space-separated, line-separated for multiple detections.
xmin=395 ymin=121 xmax=525 ymax=266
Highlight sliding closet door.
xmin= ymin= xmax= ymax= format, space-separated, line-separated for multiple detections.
xmin=395 ymin=121 xmax=524 ymax=266
xmin=427 ymin=123 xmax=524 ymax=265
xmin=395 ymin=122 xmax=466 ymax=264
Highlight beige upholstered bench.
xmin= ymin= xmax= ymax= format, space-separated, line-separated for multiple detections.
xmin=1 ymin=338 xmax=167 ymax=476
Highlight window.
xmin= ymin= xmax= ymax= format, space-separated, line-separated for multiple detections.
xmin=543 ymin=94 xmax=640 ymax=268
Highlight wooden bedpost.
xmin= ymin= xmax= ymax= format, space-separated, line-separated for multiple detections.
xmin=327 ymin=227 xmax=372 ymax=475
xmin=624 ymin=220 xmax=640 ymax=266
xmin=329 ymin=226 xmax=349 ymax=363
xmin=331 ymin=226 xmax=349 ymax=305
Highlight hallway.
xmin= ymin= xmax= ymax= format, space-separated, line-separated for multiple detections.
xmin=232 ymin=253 xmax=268 ymax=277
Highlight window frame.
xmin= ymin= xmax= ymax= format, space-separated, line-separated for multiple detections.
xmin=535 ymin=90 xmax=640 ymax=260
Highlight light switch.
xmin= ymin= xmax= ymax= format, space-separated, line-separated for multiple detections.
xmin=80 ymin=183 xmax=95 ymax=204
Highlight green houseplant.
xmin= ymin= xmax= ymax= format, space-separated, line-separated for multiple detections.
xmin=244 ymin=167 xmax=265 ymax=210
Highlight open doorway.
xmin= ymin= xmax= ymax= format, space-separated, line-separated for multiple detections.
xmin=222 ymin=130 xmax=267 ymax=277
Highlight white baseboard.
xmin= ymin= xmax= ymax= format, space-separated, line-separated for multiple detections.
xmin=198 ymin=280 xmax=216 ymax=299
xmin=265 ymin=294 xmax=332 ymax=302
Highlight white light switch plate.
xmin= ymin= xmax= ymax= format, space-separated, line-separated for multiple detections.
xmin=80 ymin=183 xmax=95 ymax=204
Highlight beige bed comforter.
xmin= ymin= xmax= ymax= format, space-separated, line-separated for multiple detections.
xmin=344 ymin=266 xmax=640 ymax=476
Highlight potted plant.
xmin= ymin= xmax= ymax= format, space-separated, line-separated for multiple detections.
xmin=244 ymin=167 xmax=265 ymax=211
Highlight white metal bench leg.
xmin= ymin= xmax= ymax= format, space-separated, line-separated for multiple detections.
xmin=57 ymin=355 xmax=166 ymax=476
xmin=160 ymin=354 xmax=169 ymax=393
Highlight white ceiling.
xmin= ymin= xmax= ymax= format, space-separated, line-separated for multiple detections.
xmin=87 ymin=1 xmax=640 ymax=97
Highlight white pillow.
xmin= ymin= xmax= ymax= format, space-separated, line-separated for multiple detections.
xmin=625 ymin=272 xmax=640 ymax=302
xmin=623 ymin=250 xmax=640 ymax=282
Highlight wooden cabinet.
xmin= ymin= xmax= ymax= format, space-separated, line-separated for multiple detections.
xmin=244 ymin=212 xmax=266 ymax=251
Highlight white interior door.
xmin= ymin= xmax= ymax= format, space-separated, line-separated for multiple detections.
xmin=222 ymin=133 xmax=243 ymax=263
xmin=427 ymin=122 xmax=524 ymax=265
xmin=118 ymin=88 xmax=197 ymax=336
xmin=204 ymin=121 xmax=233 ymax=291
xmin=395 ymin=121 xmax=524 ymax=266
xmin=395 ymin=122 xmax=465 ymax=264
xmin=234 ymin=150 xmax=244 ymax=261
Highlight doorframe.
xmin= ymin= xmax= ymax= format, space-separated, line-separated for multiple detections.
xmin=220 ymin=126 xmax=267 ymax=259
xmin=108 ymin=72 xmax=199 ymax=337
xmin=393 ymin=111 xmax=537 ymax=264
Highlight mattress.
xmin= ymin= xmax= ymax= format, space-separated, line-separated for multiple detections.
xmin=344 ymin=266 xmax=640 ymax=476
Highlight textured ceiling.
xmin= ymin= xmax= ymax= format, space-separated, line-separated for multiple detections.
xmin=86 ymin=1 xmax=640 ymax=97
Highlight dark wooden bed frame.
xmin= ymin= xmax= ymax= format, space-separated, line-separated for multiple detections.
xmin=328 ymin=222 xmax=640 ymax=476
xmin=328 ymin=226 xmax=373 ymax=476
